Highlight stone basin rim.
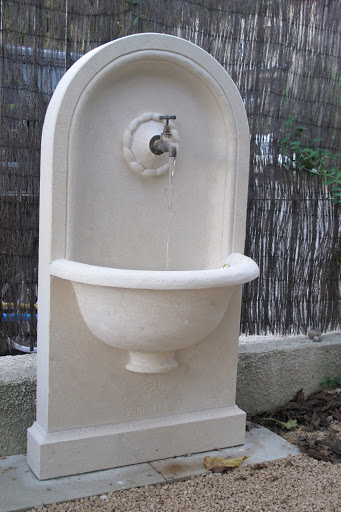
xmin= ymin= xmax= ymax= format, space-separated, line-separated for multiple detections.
xmin=49 ymin=253 xmax=259 ymax=290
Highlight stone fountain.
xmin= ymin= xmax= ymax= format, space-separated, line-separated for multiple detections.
xmin=27 ymin=34 xmax=259 ymax=479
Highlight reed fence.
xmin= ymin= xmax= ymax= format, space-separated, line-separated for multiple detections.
xmin=0 ymin=0 xmax=340 ymax=352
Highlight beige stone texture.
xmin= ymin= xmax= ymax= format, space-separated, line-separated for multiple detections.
xmin=27 ymin=34 xmax=257 ymax=479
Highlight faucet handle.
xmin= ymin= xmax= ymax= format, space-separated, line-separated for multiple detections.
xmin=159 ymin=115 xmax=176 ymax=127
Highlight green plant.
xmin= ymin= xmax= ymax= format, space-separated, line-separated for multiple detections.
xmin=260 ymin=418 xmax=298 ymax=430
xmin=320 ymin=376 xmax=341 ymax=390
xmin=279 ymin=117 xmax=341 ymax=204
xmin=124 ymin=0 xmax=147 ymax=26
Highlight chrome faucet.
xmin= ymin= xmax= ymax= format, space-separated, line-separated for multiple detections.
xmin=150 ymin=115 xmax=177 ymax=158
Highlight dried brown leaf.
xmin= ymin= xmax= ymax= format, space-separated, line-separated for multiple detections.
xmin=292 ymin=389 xmax=305 ymax=403
xmin=204 ymin=456 xmax=248 ymax=473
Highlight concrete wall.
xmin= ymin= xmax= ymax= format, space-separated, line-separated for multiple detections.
xmin=1 ymin=332 xmax=340 ymax=456
xmin=236 ymin=332 xmax=341 ymax=415
xmin=0 ymin=354 xmax=36 ymax=456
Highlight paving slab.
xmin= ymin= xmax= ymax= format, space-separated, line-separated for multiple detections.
xmin=150 ymin=449 xmax=224 ymax=483
xmin=0 ymin=455 xmax=165 ymax=512
xmin=220 ymin=423 xmax=301 ymax=463
xmin=149 ymin=424 xmax=301 ymax=482
xmin=0 ymin=425 xmax=301 ymax=512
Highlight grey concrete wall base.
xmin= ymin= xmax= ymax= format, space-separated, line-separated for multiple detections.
xmin=0 ymin=332 xmax=340 ymax=455
xmin=237 ymin=332 xmax=341 ymax=415
xmin=0 ymin=354 xmax=36 ymax=455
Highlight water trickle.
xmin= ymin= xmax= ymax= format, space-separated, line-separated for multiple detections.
xmin=166 ymin=156 xmax=176 ymax=270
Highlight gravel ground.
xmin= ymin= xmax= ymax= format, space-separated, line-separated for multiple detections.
xmin=30 ymin=454 xmax=341 ymax=512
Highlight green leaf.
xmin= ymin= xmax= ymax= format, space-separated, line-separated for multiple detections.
xmin=280 ymin=134 xmax=291 ymax=145
xmin=329 ymin=168 xmax=341 ymax=177
xmin=326 ymin=178 xmax=339 ymax=186
xmin=284 ymin=116 xmax=296 ymax=127
xmin=262 ymin=418 xmax=298 ymax=430
xmin=320 ymin=376 xmax=341 ymax=390
xmin=294 ymin=126 xmax=306 ymax=136
xmin=280 ymin=147 xmax=290 ymax=156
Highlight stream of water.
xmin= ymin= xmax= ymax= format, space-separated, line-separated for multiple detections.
xmin=166 ymin=156 xmax=176 ymax=270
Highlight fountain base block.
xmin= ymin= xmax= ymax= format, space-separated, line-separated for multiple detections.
xmin=27 ymin=406 xmax=246 ymax=480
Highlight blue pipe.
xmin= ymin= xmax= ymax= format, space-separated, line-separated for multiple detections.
xmin=3 ymin=313 xmax=37 ymax=322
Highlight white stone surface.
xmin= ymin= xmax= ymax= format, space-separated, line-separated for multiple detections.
xmin=49 ymin=254 xmax=258 ymax=373
xmin=122 ymin=112 xmax=179 ymax=176
xmin=28 ymin=34 xmax=257 ymax=479
xmin=28 ymin=406 xmax=246 ymax=479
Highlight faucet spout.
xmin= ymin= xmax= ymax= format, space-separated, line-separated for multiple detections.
xmin=168 ymin=142 xmax=177 ymax=158
xmin=158 ymin=132 xmax=177 ymax=157
xmin=149 ymin=114 xmax=177 ymax=157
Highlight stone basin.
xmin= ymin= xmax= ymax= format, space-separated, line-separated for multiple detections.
xmin=50 ymin=253 xmax=259 ymax=373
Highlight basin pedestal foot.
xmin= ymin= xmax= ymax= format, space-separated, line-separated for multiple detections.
xmin=126 ymin=350 xmax=178 ymax=373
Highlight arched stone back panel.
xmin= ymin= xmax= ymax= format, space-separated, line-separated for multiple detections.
xmin=41 ymin=34 xmax=249 ymax=271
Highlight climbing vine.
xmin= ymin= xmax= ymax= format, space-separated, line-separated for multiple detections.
xmin=279 ymin=117 xmax=341 ymax=205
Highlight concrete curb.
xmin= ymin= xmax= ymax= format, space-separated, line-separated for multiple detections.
xmin=0 ymin=355 xmax=36 ymax=456
xmin=0 ymin=332 xmax=340 ymax=456
xmin=236 ymin=332 xmax=341 ymax=415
